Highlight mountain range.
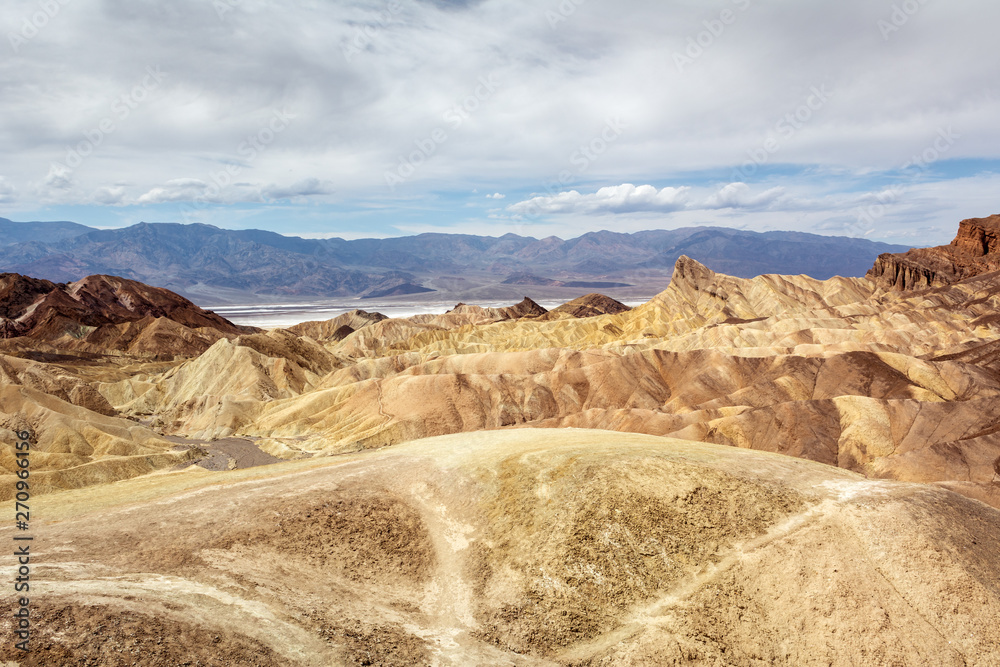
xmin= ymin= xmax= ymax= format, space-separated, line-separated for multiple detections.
xmin=0 ymin=218 xmax=909 ymax=303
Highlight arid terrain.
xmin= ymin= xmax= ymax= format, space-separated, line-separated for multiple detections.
xmin=2 ymin=216 xmax=1000 ymax=665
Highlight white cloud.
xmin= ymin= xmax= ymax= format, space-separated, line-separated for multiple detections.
xmin=44 ymin=166 xmax=73 ymax=191
xmin=133 ymin=177 xmax=335 ymax=205
xmin=262 ymin=178 xmax=335 ymax=200
xmin=136 ymin=179 xmax=211 ymax=204
xmin=705 ymin=183 xmax=786 ymax=210
xmin=486 ymin=192 xmax=505 ymax=199
xmin=508 ymin=184 xmax=690 ymax=216
xmin=0 ymin=0 xmax=998 ymax=240
xmin=93 ymin=186 xmax=126 ymax=205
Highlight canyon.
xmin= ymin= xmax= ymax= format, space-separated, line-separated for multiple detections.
xmin=0 ymin=218 xmax=999 ymax=665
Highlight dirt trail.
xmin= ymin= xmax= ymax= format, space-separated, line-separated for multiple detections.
xmin=165 ymin=435 xmax=285 ymax=471
xmin=406 ymin=482 xmax=490 ymax=665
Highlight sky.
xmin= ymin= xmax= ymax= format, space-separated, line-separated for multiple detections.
xmin=2 ymin=0 xmax=1000 ymax=246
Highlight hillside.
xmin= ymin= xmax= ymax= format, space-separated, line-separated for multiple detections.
xmin=2 ymin=430 xmax=998 ymax=665
xmin=0 ymin=272 xmax=250 ymax=358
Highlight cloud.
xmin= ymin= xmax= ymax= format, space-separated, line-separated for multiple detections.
xmin=0 ymin=0 xmax=999 ymax=242
xmin=44 ymin=166 xmax=73 ymax=191
xmin=93 ymin=186 xmax=127 ymax=205
xmin=262 ymin=178 xmax=335 ymax=200
xmin=705 ymin=183 xmax=786 ymax=210
xmin=133 ymin=177 xmax=335 ymax=205
xmin=0 ymin=177 xmax=15 ymax=203
xmin=508 ymin=184 xmax=690 ymax=216
xmin=486 ymin=192 xmax=505 ymax=199
xmin=136 ymin=179 xmax=211 ymax=204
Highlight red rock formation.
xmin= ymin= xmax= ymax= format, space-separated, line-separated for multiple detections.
xmin=868 ymin=215 xmax=1000 ymax=290
xmin=952 ymin=215 xmax=1000 ymax=255
xmin=0 ymin=274 xmax=58 ymax=322
xmin=0 ymin=272 xmax=251 ymax=357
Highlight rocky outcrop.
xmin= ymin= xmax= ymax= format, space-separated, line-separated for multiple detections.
xmin=436 ymin=296 xmax=547 ymax=323
xmin=287 ymin=309 xmax=388 ymax=342
xmin=403 ymin=297 xmax=548 ymax=331
xmin=542 ymin=293 xmax=632 ymax=319
xmin=952 ymin=214 xmax=1000 ymax=255
xmin=868 ymin=214 xmax=1000 ymax=290
xmin=0 ymin=273 xmax=58 ymax=321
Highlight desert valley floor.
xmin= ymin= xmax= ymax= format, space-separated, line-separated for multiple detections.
xmin=2 ymin=217 xmax=1000 ymax=665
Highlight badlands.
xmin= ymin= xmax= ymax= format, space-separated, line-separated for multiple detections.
xmin=1 ymin=216 xmax=1000 ymax=664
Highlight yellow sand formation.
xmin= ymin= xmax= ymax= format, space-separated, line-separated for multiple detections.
xmin=76 ymin=256 xmax=1000 ymax=508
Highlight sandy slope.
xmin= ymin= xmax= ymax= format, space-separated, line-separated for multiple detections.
xmin=2 ymin=429 xmax=999 ymax=666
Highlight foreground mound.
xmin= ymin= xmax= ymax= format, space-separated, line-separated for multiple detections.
xmin=4 ymin=429 xmax=998 ymax=665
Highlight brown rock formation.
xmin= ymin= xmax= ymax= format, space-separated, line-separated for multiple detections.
xmin=868 ymin=214 xmax=1000 ymax=289
xmin=415 ymin=296 xmax=548 ymax=327
xmin=286 ymin=309 xmax=387 ymax=341
xmin=544 ymin=292 xmax=632 ymax=319
xmin=0 ymin=272 xmax=251 ymax=358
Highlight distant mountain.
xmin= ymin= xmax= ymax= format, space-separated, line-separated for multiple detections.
xmin=0 ymin=221 xmax=910 ymax=302
xmin=0 ymin=222 xmax=422 ymax=300
xmin=501 ymin=273 xmax=632 ymax=288
xmin=0 ymin=217 xmax=93 ymax=246
xmin=643 ymin=228 xmax=911 ymax=279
